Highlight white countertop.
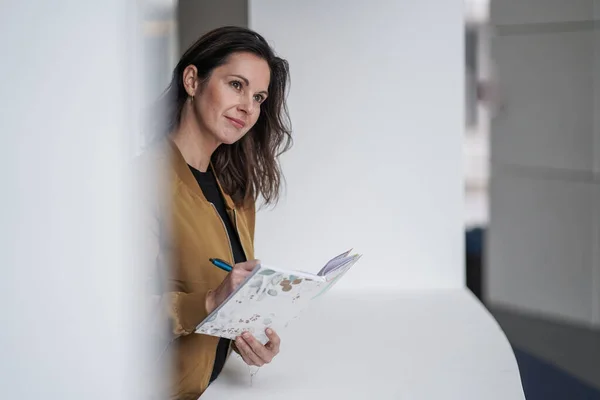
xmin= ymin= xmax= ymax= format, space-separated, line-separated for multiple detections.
xmin=202 ymin=288 xmax=525 ymax=399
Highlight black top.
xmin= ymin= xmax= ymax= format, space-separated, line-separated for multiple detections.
xmin=188 ymin=164 xmax=247 ymax=384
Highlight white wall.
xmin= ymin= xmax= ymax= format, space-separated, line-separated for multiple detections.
xmin=487 ymin=0 xmax=600 ymax=327
xmin=0 ymin=1 xmax=163 ymax=398
xmin=249 ymin=0 xmax=464 ymax=290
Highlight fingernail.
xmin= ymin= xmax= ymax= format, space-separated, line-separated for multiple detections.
xmin=266 ymin=328 xmax=273 ymax=335
xmin=243 ymin=332 xmax=250 ymax=338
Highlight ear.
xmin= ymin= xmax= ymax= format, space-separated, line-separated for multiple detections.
xmin=182 ymin=65 xmax=199 ymax=97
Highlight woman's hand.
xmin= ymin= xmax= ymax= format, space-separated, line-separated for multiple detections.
xmin=235 ymin=328 xmax=281 ymax=367
xmin=206 ymin=259 xmax=259 ymax=313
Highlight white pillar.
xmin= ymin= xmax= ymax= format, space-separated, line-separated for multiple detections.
xmin=0 ymin=1 xmax=163 ymax=398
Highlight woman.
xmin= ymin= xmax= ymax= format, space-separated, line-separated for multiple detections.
xmin=139 ymin=26 xmax=292 ymax=399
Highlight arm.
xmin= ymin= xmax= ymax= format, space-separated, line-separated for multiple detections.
xmin=141 ymin=194 xmax=210 ymax=345
xmin=134 ymin=156 xmax=210 ymax=358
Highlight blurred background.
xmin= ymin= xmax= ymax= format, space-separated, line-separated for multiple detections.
xmin=464 ymin=0 xmax=600 ymax=398
xmin=1 ymin=0 xmax=598 ymax=399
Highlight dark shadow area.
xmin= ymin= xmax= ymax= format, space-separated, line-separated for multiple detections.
xmin=513 ymin=346 xmax=600 ymax=400
xmin=465 ymin=227 xmax=485 ymax=301
xmin=465 ymin=227 xmax=600 ymax=395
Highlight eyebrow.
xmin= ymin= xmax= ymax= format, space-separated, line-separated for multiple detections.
xmin=230 ymin=74 xmax=269 ymax=96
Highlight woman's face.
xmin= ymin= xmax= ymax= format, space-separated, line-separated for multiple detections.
xmin=189 ymin=52 xmax=271 ymax=145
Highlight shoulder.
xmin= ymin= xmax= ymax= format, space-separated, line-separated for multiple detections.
xmin=237 ymin=197 xmax=257 ymax=237
xmin=239 ymin=195 xmax=257 ymax=215
xmin=132 ymin=138 xmax=177 ymax=189
xmin=132 ymin=138 xmax=174 ymax=214
xmin=133 ymin=138 xmax=171 ymax=175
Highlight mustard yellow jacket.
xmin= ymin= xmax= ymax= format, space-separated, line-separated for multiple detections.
xmin=137 ymin=139 xmax=256 ymax=399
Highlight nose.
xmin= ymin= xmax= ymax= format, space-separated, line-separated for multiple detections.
xmin=237 ymin=94 xmax=255 ymax=115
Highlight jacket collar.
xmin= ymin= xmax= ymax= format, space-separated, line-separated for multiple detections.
xmin=167 ymin=138 xmax=236 ymax=210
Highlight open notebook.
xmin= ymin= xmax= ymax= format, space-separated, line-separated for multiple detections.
xmin=195 ymin=250 xmax=362 ymax=344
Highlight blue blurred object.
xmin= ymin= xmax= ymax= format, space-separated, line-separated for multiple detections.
xmin=465 ymin=227 xmax=485 ymax=300
xmin=466 ymin=227 xmax=484 ymax=256
xmin=513 ymin=347 xmax=600 ymax=399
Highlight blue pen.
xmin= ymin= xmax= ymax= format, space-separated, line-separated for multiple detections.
xmin=209 ymin=258 xmax=233 ymax=272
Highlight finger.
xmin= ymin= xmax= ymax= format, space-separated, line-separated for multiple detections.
xmin=235 ymin=336 xmax=264 ymax=366
xmin=241 ymin=332 xmax=273 ymax=363
xmin=237 ymin=345 xmax=255 ymax=366
xmin=228 ymin=266 xmax=256 ymax=287
xmin=229 ymin=269 xmax=251 ymax=286
xmin=236 ymin=259 xmax=260 ymax=272
xmin=265 ymin=328 xmax=280 ymax=354
xmin=234 ymin=337 xmax=258 ymax=366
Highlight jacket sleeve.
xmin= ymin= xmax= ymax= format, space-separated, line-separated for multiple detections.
xmin=142 ymin=193 xmax=211 ymax=343
xmin=134 ymin=157 xmax=210 ymax=358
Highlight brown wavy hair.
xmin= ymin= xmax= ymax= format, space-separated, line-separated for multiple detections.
xmin=160 ymin=26 xmax=292 ymax=207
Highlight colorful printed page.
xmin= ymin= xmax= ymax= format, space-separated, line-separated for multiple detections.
xmin=195 ymin=251 xmax=361 ymax=344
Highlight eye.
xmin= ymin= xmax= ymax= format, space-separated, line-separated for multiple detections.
xmin=230 ymin=80 xmax=242 ymax=90
xmin=254 ymin=94 xmax=265 ymax=103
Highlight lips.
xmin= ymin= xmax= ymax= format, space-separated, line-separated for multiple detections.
xmin=225 ymin=116 xmax=246 ymax=129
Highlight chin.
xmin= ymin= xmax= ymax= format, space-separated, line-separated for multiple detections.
xmin=217 ymin=130 xmax=248 ymax=146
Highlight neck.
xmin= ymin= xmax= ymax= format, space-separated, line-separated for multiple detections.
xmin=170 ymin=106 xmax=220 ymax=172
